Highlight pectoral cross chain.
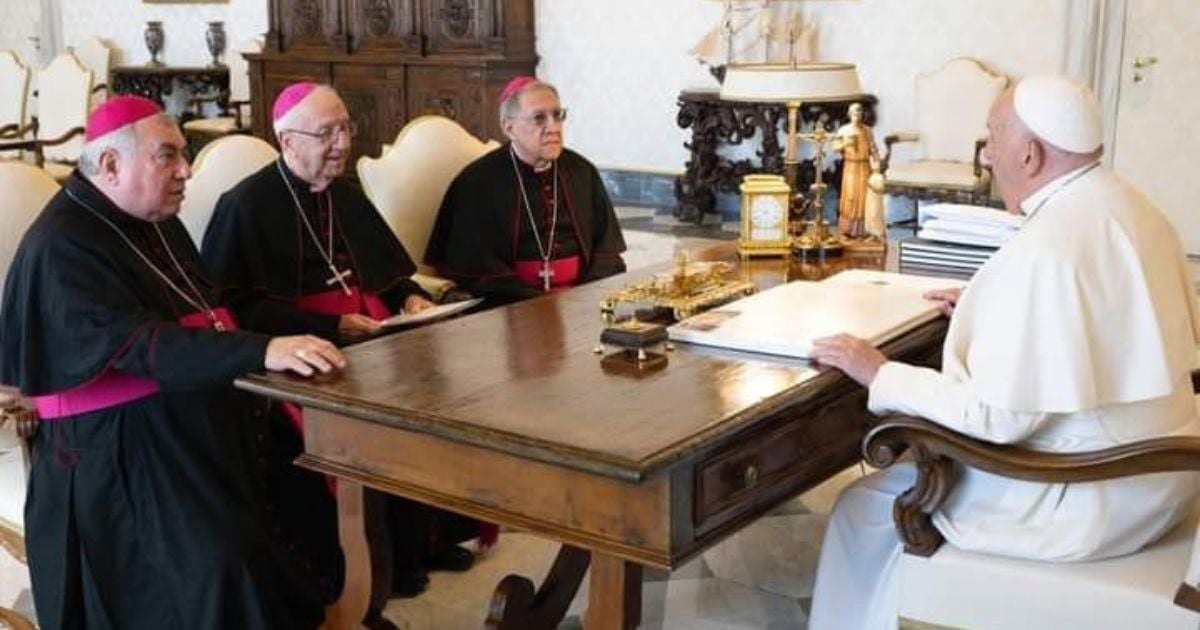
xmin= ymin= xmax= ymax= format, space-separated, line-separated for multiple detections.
xmin=538 ymin=263 xmax=554 ymax=292
xmin=326 ymin=265 xmax=353 ymax=296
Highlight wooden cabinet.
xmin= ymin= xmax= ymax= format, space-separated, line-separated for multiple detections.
xmin=249 ymin=0 xmax=534 ymax=163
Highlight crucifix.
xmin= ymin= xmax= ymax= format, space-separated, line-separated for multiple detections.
xmin=538 ymin=262 xmax=554 ymax=291
xmin=326 ymin=264 xmax=354 ymax=296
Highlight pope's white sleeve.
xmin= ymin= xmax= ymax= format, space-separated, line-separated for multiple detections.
xmin=867 ymin=361 xmax=1052 ymax=444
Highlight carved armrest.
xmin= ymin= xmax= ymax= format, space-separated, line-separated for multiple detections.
xmin=881 ymin=131 xmax=920 ymax=175
xmin=863 ymin=415 xmax=1200 ymax=557
xmin=972 ymin=137 xmax=991 ymax=187
xmin=91 ymin=82 xmax=108 ymax=96
xmin=0 ymin=121 xmax=37 ymax=141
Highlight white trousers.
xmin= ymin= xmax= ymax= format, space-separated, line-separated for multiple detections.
xmin=808 ymin=464 xmax=916 ymax=630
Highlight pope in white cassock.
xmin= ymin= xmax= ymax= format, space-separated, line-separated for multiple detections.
xmin=806 ymin=75 xmax=1200 ymax=630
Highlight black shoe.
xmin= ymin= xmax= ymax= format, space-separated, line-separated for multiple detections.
xmin=392 ymin=570 xmax=429 ymax=598
xmin=422 ymin=546 xmax=475 ymax=573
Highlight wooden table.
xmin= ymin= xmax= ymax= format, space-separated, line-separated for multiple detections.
xmin=238 ymin=244 xmax=949 ymax=629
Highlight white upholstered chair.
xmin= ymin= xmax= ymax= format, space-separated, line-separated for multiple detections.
xmin=0 ymin=51 xmax=32 ymax=160
xmin=356 ymin=115 xmax=500 ymax=301
xmin=865 ymin=401 xmax=1200 ymax=630
xmin=183 ymin=38 xmax=263 ymax=139
xmin=32 ymin=52 xmax=92 ymax=181
xmin=73 ymin=37 xmax=112 ymax=108
xmin=0 ymin=163 xmax=60 ymax=565
xmin=880 ymin=58 xmax=1008 ymax=218
xmin=180 ymin=134 xmax=279 ymax=246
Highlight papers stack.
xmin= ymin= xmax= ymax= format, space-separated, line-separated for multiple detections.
xmin=667 ymin=270 xmax=963 ymax=359
xmin=902 ymin=204 xmax=1024 ymax=277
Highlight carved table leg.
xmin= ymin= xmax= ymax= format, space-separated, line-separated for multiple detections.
xmin=584 ymin=553 xmax=642 ymax=630
xmin=485 ymin=544 xmax=591 ymax=630
xmin=327 ymin=480 xmax=396 ymax=630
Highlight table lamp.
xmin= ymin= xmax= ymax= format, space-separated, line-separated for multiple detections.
xmin=720 ymin=62 xmax=864 ymax=255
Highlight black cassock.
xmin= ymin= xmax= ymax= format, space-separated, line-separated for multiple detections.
xmin=0 ymin=173 xmax=330 ymax=629
xmin=425 ymin=144 xmax=627 ymax=306
xmin=202 ymin=160 xmax=480 ymax=588
xmin=202 ymin=159 xmax=429 ymax=341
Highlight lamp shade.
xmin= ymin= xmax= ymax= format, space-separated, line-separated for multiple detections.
xmin=720 ymin=62 xmax=864 ymax=102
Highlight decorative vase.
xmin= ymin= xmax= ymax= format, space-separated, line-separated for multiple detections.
xmin=205 ymin=21 xmax=226 ymax=68
xmin=144 ymin=21 xmax=164 ymax=67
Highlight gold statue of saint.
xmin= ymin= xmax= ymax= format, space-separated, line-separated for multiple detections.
xmin=831 ymin=103 xmax=880 ymax=243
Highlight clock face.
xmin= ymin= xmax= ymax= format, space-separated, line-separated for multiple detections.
xmin=750 ymin=195 xmax=785 ymax=241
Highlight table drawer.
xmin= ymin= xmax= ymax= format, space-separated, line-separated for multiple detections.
xmin=694 ymin=388 xmax=869 ymax=527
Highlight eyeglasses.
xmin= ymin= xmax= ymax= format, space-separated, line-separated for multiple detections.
xmin=282 ymin=120 xmax=358 ymax=144
xmin=515 ymin=108 xmax=568 ymax=129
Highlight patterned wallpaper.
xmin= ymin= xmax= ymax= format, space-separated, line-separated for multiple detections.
xmin=3 ymin=0 xmax=1094 ymax=173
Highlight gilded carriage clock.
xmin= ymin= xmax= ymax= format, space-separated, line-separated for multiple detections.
xmin=738 ymin=174 xmax=793 ymax=258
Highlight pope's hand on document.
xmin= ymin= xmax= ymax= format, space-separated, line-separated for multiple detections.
xmin=403 ymin=294 xmax=436 ymax=314
xmin=810 ymin=334 xmax=886 ymax=387
xmin=266 ymin=335 xmax=347 ymax=377
xmin=923 ymin=287 xmax=963 ymax=317
xmin=338 ymin=313 xmax=383 ymax=338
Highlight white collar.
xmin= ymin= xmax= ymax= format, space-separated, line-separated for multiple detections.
xmin=1019 ymin=161 xmax=1100 ymax=219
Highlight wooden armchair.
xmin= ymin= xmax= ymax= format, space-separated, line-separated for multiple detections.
xmin=0 ymin=51 xmax=31 ymax=160
xmin=879 ymin=58 xmax=1007 ymax=224
xmin=0 ymin=163 xmax=60 ymax=568
xmin=73 ymin=37 xmax=111 ymax=108
xmin=863 ymin=372 xmax=1200 ymax=629
xmin=180 ymin=134 xmax=279 ymax=246
xmin=183 ymin=38 xmax=263 ymax=141
xmin=6 ymin=52 xmax=92 ymax=181
xmin=357 ymin=115 xmax=500 ymax=302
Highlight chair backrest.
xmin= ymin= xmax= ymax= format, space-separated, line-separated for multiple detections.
xmin=229 ymin=37 xmax=263 ymax=103
xmin=73 ymin=38 xmax=111 ymax=91
xmin=36 ymin=52 xmax=92 ymax=163
xmin=0 ymin=51 xmax=30 ymax=159
xmin=357 ymin=115 xmax=500 ymax=273
xmin=180 ymin=134 xmax=279 ymax=246
xmin=914 ymin=58 xmax=1007 ymax=163
xmin=0 ymin=163 xmax=57 ymax=537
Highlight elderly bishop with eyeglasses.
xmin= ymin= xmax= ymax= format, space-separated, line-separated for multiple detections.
xmin=426 ymin=76 xmax=627 ymax=305
xmin=202 ymin=82 xmax=490 ymax=598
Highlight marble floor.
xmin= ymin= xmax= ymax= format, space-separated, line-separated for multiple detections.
xmin=0 ymin=212 xmax=869 ymax=629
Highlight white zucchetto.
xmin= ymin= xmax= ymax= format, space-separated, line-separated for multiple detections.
xmin=1013 ymin=76 xmax=1102 ymax=154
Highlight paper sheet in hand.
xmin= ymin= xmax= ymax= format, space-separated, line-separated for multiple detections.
xmin=380 ymin=298 xmax=483 ymax=328
xmin=668 ymin=270 xmax=963 ymax=358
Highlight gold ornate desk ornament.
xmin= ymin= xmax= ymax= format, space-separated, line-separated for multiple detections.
xmin=792 ymin=121 xmax=844 ymax=256
xmin=600 ymin=251 xmax=756 ymax=322
xmin=738 ymin=174 xmax=793 ymax=258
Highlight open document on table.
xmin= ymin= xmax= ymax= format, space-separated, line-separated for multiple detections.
xmin=667 ymin=270 xmax=965 ymax=358
xmin=380 ymin=297 xmax=483 ymax=328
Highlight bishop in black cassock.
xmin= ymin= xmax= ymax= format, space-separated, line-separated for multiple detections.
xmin=202 ymin=82 xmax=484 ymax=597
xmin=425 ymin=76 xmax=626 ymax=306
xmin=0 ymin=97 xmax=346 ymax=629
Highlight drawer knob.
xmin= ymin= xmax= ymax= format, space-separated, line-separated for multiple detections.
xmin=742 ymin=463 xmax=760 ymax=489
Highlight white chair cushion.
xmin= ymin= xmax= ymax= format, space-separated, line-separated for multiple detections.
xmin=183 ymin=116 xmax=239 ymax=135
xmin=914 ymin=58 xmax=1006 ymax=163
xmin=41 ymin=161 xmax=74 ymax=183
xmin=180 ymin=135 xmax=279 ymax=246
xmin=357 ymin=115 xmax=500 ymax=274
xmin=885 ymin=160 xmax=980 ymax=190
xmin=899 ymin=506 xmax=1200 ymax=630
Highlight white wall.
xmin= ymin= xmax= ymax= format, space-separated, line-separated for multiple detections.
xmin=57 ymin=0 xmax=267 ymax=67
xmin=537 ymin=0 xmax=1093 ymax=173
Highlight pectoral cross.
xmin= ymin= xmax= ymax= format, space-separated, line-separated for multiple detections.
xmin=326 ymin=264 xmax=354 ymax=296
xmin=538 ymin=262 xmax=554 ymax=292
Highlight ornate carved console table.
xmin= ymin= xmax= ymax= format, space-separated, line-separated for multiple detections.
xmin=111 ymin=65 xmax=230 ymax=108
xmin=674 ymin=90 xmax=878 ymax=223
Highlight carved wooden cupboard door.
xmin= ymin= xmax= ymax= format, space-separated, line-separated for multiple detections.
xmin=347 ymin=0 xmax=421 ymax=53
xmin=423 ymin=0 xmax=506 ymax=54
xmin=275 ymin=0 xmax=343 ymax=51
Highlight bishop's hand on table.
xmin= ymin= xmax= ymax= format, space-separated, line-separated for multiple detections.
xmin=810 ymin=334 xmax=887 ymax=388
xmin=265 ymin=335 xmax=347 ymax=377
xmin=338 ymin=313 xmax=383 ymax=339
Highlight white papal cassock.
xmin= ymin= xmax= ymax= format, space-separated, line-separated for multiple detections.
xmin=809 ymin=162 xmax=1200 ymax=630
